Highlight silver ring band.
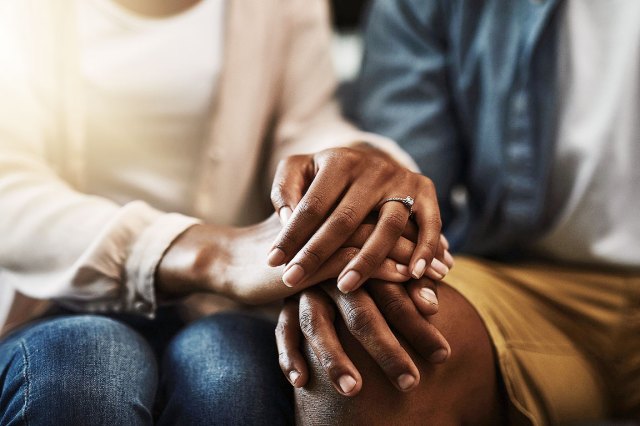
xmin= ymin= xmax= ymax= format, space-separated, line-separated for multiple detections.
xmin=381 ymin=196 xmax=414 ymax=216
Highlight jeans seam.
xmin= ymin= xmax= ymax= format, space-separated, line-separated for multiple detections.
xmin=18 ymin=339 xmax=31 ymax=426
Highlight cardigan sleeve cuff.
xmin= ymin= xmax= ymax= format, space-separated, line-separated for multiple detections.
xmin=124 ymin=212 xmax=202 ymax=318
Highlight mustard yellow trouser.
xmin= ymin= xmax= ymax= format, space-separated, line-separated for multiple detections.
xmin=445 ymin=256 xmax=640 ymax=425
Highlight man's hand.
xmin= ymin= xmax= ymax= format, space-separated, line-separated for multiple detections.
xmin=275 ymin=278 xmax=452 ymax=397
xmin=268 ymin=145 xmax=445 ymax=294
xmin=156 ymin=214 xmax=415 ymax=305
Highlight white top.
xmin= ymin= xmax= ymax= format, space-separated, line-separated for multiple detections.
xmin=533 ymin=0 xmax=640 ymax=268
xmin=80 ymin=0 xmax=226 ymax=215
xmin=0 ymin=0 xmax=418 ymax=335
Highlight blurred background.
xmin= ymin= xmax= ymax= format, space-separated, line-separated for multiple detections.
xmin=330 ymin=0 xmax=370 ymax=118
xmin=331 ymin=0 xmax=369 ymax=30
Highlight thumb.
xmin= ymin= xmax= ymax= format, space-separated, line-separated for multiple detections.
xmin=271 ymin=155 xmax=313 ymax=226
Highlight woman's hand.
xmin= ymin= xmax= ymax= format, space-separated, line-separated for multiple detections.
xmin=156 ymin=214 xmax=415 ymax=305
xmin=268 ymin=144 xmax=444 ymax=294
xmin=275 ymin=278 xmax=451 ymax=397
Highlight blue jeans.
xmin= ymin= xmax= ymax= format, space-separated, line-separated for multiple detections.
xmin=0 ymin=310 xmax=293 ymax=425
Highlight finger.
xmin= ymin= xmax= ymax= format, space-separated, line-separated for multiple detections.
xmin=401 ymin=219 xmax=419 ymax=242
xmin=407 ymin=178 xmax=444 ymax=280
xmin=281 ymin=184 xmax=378 ymax=288
xmin=440 ymin=233 xmax=450 ymax=251
xmin=270 ymin=156 xmax=313 ymax=226
xmin=323 ymin=284 xmax=420 ymax=392
xmin=336 ymin=201 xmax=409 ymax=293
xmin=276 ymin=297 xmax=309 ymax=388
xmin=344 ymin=224 xmax=415 ymax=266
xmin=424 ymin=236 xmax=454 ymax=281
xmin=369 ymin=280 xmax=451 ymax=364
xmin=298 ymin=288 xmax=363 ymax=397
xmin=268 ymin=165 xmax=349 ymax=268
xmin=405 ymin=278 xmax=440 ymax=317
xmin=307 ymin=248 xmax=410 ymax=287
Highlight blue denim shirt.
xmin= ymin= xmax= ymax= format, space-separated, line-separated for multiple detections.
xmin=355 ymin=0 xmax=563 ymax=256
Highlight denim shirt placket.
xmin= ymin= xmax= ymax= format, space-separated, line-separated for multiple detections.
xmin=502 ymin=0 xmax=561 ymax=236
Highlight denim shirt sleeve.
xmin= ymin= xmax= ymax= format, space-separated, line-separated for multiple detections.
xmin=355 ymin=0 xmax=462 ymax=227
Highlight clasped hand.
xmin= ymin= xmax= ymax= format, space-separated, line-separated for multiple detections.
xmin=157 ymin=145 xmax=453 ymax=396
xmin=268 ymin=145 xmax=454 ymax=396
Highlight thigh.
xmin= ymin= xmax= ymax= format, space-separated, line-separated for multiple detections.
xmin=444 ymin=257 xmax=611 ymax=425
xmin=295 ymin=283 xmax=504 ymax=426
xmin=158 ymin=312 xmax=293 ymax=426
xmin=0 ymin=315 xmax=157 ymax=426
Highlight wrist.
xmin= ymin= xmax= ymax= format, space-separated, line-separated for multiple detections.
xmin=155 ymin=224 xmax=231 ymax=301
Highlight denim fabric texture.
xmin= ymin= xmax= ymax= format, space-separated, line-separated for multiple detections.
xmin=356 ymin=0 xmax=563 ymax=256
xmin=0 ymin=311 xmax=293 ymax=425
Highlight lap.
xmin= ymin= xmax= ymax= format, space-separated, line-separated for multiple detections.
xmin=0 ymin=310 xmax=293 ymax=425
xmin=0 ymin=315 xmax=158 ymax=425
xmin=159 ymin=313 xmax=293 ymax=425
xmin=446 ymin=257 xmax=635 ymax=424
xmin=295 ymin=256 xmax=638 ymax=426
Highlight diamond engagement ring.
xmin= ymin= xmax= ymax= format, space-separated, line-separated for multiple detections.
xmin=381 ymin=196 xmax=415 ymax=216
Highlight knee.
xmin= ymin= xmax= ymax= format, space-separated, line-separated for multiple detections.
xmin=295 ymin=285 xmax=502 ymax=426
xmin=160 ymin=313 xmax=292 ymax=424
xmin=163 ymin=313 xmax=279 ymax=390
xmin=11 ymin=316 xmax=157 ymax=423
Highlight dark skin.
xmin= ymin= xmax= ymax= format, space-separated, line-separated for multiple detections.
xmin=116 ymin=0 xmax=486 ymax=422
xmin=291 ymin=284 xmax=505 ymax=425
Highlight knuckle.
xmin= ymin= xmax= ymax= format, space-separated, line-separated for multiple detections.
xmin=300 ymin=245 xmax=324 ymax=266
xmin=422 ymin=241 xmax=438 ymax=260
xmin=376 ymin=351 xmax=408 ymax=373
xmin=326 ymin=148 xmax=359 ymax=173
xmin=418 ymin=174 xmax=436 ymax=192
xmin=338 ymin=247 xmax=360 ymax=266
xmin=331 ymin=205 xmax=360 ymax=233
xmin=379 ymin=295 xmax=409 ymax=321
xmin=297 ymin=194 xmax=325 ymax=221
xmin=370 ymin=157 xmax=393 ymax=176
xmin=356 ymin=250 xmax=382 ymax=271
xmin=276 ymin=230 xmax=297 ymax=251
xmin=298 ymin=310 xmax=320 ymax=338
xmin=344 ymin=305 xmax=376 ymax=339
xmin=380 ymin=211 xmax=407 ymax=235
xmin=317 ymin=351 xmax=340 ymax=376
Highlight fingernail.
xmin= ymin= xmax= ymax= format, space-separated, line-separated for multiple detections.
xmin=337 ymin=270 xmax=361 ymax=293
xmin=338 ymin=375 xmax=357 ymax=394
xmin=443 ymin=250 xmax=454 ymax=268
xmin=279 ymin=207 xmax=293 ymax=226
xmin=289 ymin=370 xmax=300 ymax=386
xmin=430 ymin=258 xmax=449 ymax=276
xmin=419 ymin=287 xmax=438 ymax=306
xmin=397 ymin=374 xmax=416 ymax=391
xmin=268 ymin=248 xmax=286 ymax=266
xmin=411 ymin=258 xmax=427 ymax=279
xmin=396 ymin=263 xmax=410 ymax=275
xmin=429 ymin=348 xmax=449 ymax=364
xmin=282 ymin=264 xmax=305 ymax=287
